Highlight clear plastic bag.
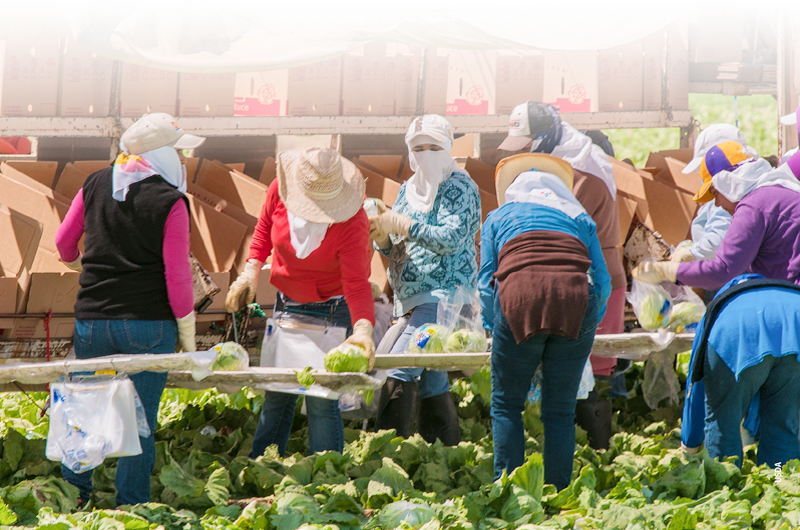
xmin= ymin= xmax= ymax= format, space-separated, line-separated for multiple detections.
xmin=46 ymin=374 xmax=142 ymax=473
xmin=642 ymin=350 xmax=680 ymax=410
xmin=436 ymin=287 xmax=488 ymax=353
xmin=210 ymin=342 xmax=250 ymax=371
xmin=663 ymin=283 xmax=706 ymax=333
xmin=627 ymin=279 xmax=673 ymax=331
xmin=526 ymin=359 xmax=595 ymax=402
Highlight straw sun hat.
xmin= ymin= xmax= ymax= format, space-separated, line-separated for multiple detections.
xmin=494 ymin=153 xmax=575 ymax=205
xmin=277 ymin=147 xmax=366 ymax=224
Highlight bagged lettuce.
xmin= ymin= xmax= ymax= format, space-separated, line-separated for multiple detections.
xmin=324 ymin=344 xmax=369 ymax=373
xmin=407 ymin=324 xmax=448 ymax=353
xmin=667 ymin=302 xmax=705 ymax=333
xmin=627 ymin=280 xmax=672 ymax=331
xmin=444 ymin=329 xmax=488 ymax=353
xmin=210 ymin=342 xmax=250 ymax=371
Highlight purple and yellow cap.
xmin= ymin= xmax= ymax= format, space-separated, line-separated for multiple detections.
xmin=694 ymin=141 xmax=752 ymax=203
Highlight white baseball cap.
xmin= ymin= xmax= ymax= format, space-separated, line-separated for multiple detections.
xmin=120 ymin=113 xmax=206 ymax=155
xmin=405 ymin=114 xmax=455 ymax=148
xmin=683 ymin=124 xmax=751 ymax=174
xmin=497 ymin=102 xmax=555 ymax=151
xmin=780 ymin=110 xmax=798 ymax=126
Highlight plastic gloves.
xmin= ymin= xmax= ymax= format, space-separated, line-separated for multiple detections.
xmin=62 ymin=253 xmax=83 ymax=272
xmin=342 ymin=319 xmax=376 ymax=371
xmin=631 ymin=261 xmax=679 ymax=284
xmin=369 ymin=210 xmax=414 ymax=239
xmin=225 ymin=259 xmax=263 ymax=312
xmin=176 ymin=312 xmax=196 ymax=353
xmin=681 ymin=442 xmax=702 ymax=456
xmin=368 ymin=217 xmax=392 ymax=249
xmin=670 ymin=241 xmax=696 ymax=263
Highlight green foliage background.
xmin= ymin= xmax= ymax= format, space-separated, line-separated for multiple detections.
xmin=605 ymin=94 xmax=780 ymax=167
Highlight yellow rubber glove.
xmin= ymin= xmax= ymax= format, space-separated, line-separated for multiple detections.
xmin=225 ymin=259 xmax=263 ymax=312
xmin=62 ymin=253 xmax=83 ymax=272
xmin=632 ymin=261 xmax=679 ymax=284
xmin=343 ymin=319 xmax=376 ymax=371
xmin=176 ymin=312 xmax=196 ymax=353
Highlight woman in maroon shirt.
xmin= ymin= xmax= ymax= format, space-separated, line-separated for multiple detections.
xmin=225 ymin=147 xmax=375 ymax=457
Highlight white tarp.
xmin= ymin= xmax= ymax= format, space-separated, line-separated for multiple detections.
xmin=0 ymin=0 xmax=700 ymax=72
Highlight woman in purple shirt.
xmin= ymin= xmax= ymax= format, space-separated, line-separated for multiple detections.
xmin=634 ymin=141 xmax=800 ymax=288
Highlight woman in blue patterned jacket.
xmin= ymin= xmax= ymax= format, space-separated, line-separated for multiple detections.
xmin=369 ymin=114 xmax=481 ymax=445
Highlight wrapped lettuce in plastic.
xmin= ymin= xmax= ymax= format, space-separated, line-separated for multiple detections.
xmin=210 ymin=342 xmax=250 ymax=371
xmin=444 ymin=329 xmax=488 ymax=353
xmin=627 ymin=280 xmax=672 ymax=331
xmin=324 ymin=344 xmax=369 ymax=373
xmin=407 ymin=324 xmax=448 ymax=353
xmin=667 ymin=301 xmax=705 ymax=333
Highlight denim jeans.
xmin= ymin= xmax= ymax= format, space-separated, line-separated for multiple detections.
xmin=62 ymin=319 xmax=177 ymax=506
xmin=386 ymin=302 xmax=450 ymax=399
xmin=704 ymin=345 xmax=800 ymax=468
xmin=491 ymin=287 xmax=599 ymax=490
xmin=250 ymin=294 xmax=350 ymax=458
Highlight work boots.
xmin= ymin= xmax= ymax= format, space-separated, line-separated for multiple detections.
xmin=375 ymin=378 xmax=419 ymax=439
xmin=417 ymin=392 xmax=461 ymax=446
xmin=574 ymin=390 xmax=613 ymax=450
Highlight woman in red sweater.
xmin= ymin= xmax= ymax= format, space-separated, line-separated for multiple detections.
xmin=225 ymin=147 xmax=375 ymax=457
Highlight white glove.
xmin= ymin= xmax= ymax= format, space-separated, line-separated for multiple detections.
xmin=681 ymin=442 xmax=702 ymax=456
xmin=632 ymin=261 xmax=679 ymax=284
xmin=62 ymin=253 xmax=83 ymax=272
xmin=225 ymin=259 xmax=263 ymax=312
xmin=176 ymin=312 xmax=196 ymax=353
xmin=368 ymin=216 xmax=392 ymax=249
xmin=370 ymin=210 xmax=414 ymax=238
xmin=671 ymin=241 xmax=696 ymax=263
xmin=343 ymin=319 xmax=376 ymax=371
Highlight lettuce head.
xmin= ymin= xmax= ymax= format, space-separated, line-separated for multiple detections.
xmin=324 ymin=344 xmax=369 ymax=373
xmin=407 ymin=324 xmax=448 ymax=353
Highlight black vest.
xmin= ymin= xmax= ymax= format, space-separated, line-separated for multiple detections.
xmin=75 ymin=167 xmax=189 ymax=320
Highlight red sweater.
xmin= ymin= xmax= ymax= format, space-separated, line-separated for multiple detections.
xmin=248 ymin=180 xmax=374 ymax=326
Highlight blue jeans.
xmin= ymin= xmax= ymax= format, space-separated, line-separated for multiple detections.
xmin=386 ymin=303 xmax=450 ymax=399
xmin=704 ymin=345 xmax=800 ymax=468
xmin=250 ymin=295 xmax=350 ymax=458
xmin=63 ymin=319 xmax=177 ymax=506
xmin=491 ymin=288 xmax=599 ymax=490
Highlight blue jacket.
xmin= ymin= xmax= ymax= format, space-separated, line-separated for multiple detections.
xmin=681 ymin=273 xmax=800 ymax=448
xmin=478 ymin=202 xmax=610 ymax=332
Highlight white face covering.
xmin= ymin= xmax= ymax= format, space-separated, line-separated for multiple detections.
xmin=548 ymin=123 xmax=617 ymax=200
xmin=406 ymin=148 xmax=456 ymax=213
xmin=287 ymin=210 xmax=329 ymax=259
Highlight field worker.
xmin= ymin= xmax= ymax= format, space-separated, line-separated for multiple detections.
xmin=633 ymin=141 xmax=800 ymax=289
xmin=225 ymin=147 xmax=375 ymax=458
xmin=480 ymin=153 xmax=610 ymax=489
xmin=681 ymin=273 xmax=800 ymax=468
xmin=369 ymin=114 xmax=481 ymax=446
xmin=669 ymin=124 xmax=757 ymax=266
xmin=498 ymin=102 xmax=622 ymax=450
xmin=779 ymin=107 xmax=800 ymax=168
xmin=54 ymin=113 xmax=204 ymax=506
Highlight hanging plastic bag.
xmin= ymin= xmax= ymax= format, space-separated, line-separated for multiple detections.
xmin=627 ymin=279 xmax=673 ymax=331
xmin=576 ymin=358 xmax=596 ymax=400
xmin=437 ymin=287 xmax=488 ymax=353
xmin=642 ymin=350 xmax=681 ymax=410
xmin=46 ymin=374 xmax=142 ymax=473
xmin=663 ymin=283 xmax=706 ymax=333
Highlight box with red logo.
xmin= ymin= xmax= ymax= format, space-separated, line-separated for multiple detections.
xmin=446 ymin=50 xmax=496 ymax=115
xmin=234 ymin=70 xmax=288 ymax=116
xmin=542 ymin=51 xmax=598 ymax=113
xmin=119 ymin=64 xmax=178 ymax=117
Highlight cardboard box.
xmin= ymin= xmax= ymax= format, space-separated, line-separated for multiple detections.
xmin=356 ymin=161 xmax=402 ymax=207
xmin=59 ymin=36 xmax=113 ymax=116
xmin=186 ymin=195 xmax=247 ymax=274
xmin=119 ymin=64 xmax=178 ymax=116
xmin=446 ymin=50 xmax=496 ymax=115
xmin=643 ymin=23 xmax=690 ymax=111
xmin=259 ymin=157 xmax=277 ymax=185
xmin=1 ymin=317 xmax=75 ymax=339
xmin=25 ymin=270 xmax=81 ymax=314
xmin=55 ymin=163 xmax=89 ymax=200
xmin=287 ymin=57 xmax=342 ymax=116
xmin=640 ymin=178 xmax=697 ymax=246
xmin=645 ymin=152 xmax=701 ymax=195
xmin=255 ymin=264 xmax=280 ymax=307
xmin=543 ymin=51 xmax=598 ymax=113
xmin=2 ymin=161 xmax=58 ymax=188
xmin=342 ymin=43 xmax=396 ymax=116
xmin=598 ymin=41 xmax=643 ymax=111
xmin=463 ymin=157 xmax=497 ymax=195
xmin=354 ymin=155 xmax=412 ymax=181
xmin=395 ymin=47 xmax=448 ymax=116
xmin=235 ymin=70 xmax=288 ymax=116
xmin=205 ymin=271 xmax=230 ymax=313
xmin=690 ymin=15 xmax=743 ymax=63
xmin=226 ymin=163 xmax=246 ymax=173
xmin=185 ymin=157 xmax=200 ymax=183
xmin=369 ymin=251 xmax=392 ymax=297
xmin=73 ymin=160 xmax=111 ymax=174
xmin=178 ymin=72 xmax=235 ymax=116
xmin=0 ymin=205 xmax=42 ymax=314
xmin=617 ymin=195 xmax=638 ymax=245
xmin=495 ymin=53 xmax=545 ymax=114
xmin=609 ymin=157 xmax=649 ymax=222
xmin=194 ymin=160 xmax=269 ymax=218
xmin=1 ymin=35 xmax=60 ymax=116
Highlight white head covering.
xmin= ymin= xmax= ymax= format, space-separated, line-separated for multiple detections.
xmin=112 ymin=143 xmax=186 ymax=201
xmin=287 ymin=210 xmax=328 ymax=259
xmin=505 ymin=171 xmax=587 ymax=219
xmin=712 ymin=158 xmax=800 ymax=203
xmin=683 ymin=123 xmax=757 ymax=174
xmin=404 ymin=115 xmax=460 ymax=213
xmin=549 ymin=123 xmax=616 ymax=200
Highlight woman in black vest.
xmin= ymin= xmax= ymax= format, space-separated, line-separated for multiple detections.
xmin=54 ymin=113 xmax=205 ymax=506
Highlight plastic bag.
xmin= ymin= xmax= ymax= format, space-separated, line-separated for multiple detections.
xmin=210 ymin=342 xmax=250 ymax=371
xmin=406 ymin=324 xmax=449 ymax=353
xmin=642 ymin=350 xmax=680 ymax=410
xmin=627 ymin=279 xmax=672 ymax=331
xmin=526 ymin=358 xmax=595 ymax=402
xmin=46 ymin=374 xmax=142 ymax=473
xmin=437 ymin=287 xmax=488 ymax=353
xmin=663 ymin=283 xmax=706 ymax=333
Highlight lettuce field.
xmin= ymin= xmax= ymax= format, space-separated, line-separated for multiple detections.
xmin=0 ymin=361 xmax=794 ymax=529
